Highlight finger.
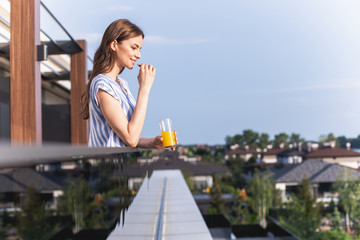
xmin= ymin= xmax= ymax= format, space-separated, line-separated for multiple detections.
xmin=138 ymin=63 xmax=144 ymax=72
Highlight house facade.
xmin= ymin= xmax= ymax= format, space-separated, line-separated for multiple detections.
xmin=225 ymin=147 xmax=260 ymax=162
xmin=304 ymin=147 xmax=360 ymax=169
xmin=277 ymin=148 xmax=303 ymax=164
xmin=261 ymin=148 xmax=286 ymax=164
xmin=271 ymin=159 xmax=360 ymax=202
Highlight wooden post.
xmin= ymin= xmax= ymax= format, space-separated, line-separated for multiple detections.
xmin=70 ymin=40 xmax=88 ymax=145
xmin=10 ymin=0 xmax=42 ymax=145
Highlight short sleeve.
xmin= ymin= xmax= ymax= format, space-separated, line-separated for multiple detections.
xmin=92 ymin=78 xmax=120 ymax=107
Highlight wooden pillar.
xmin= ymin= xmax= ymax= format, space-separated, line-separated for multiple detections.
xmin=10 ymin=0 xmax=42 ymax=145
xmin=70 ymin=40 xmax=88 ymax=145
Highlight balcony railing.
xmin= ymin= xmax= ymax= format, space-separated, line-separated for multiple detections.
xmin=0 ymin=144 xmax=147 ymax=240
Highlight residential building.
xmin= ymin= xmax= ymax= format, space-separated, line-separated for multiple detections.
xmin=225 ymin=147 xmax=260 ymax=162
xmin=277 ymin=148 xmax=303 ymax=164
xmin=261 ymin=148 xmax=286 ymax=163
xmin=304 ymin=146 xmax=360 ymax=169
xmin=271 ymin=159 xmax=360 ymax=202
xmin=0 ymin=168 xmax=64 ymax=211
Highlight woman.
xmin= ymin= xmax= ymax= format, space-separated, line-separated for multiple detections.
xmin=81 ymin=19 xmax=163 ymax=149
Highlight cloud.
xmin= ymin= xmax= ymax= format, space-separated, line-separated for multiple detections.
xmin=145 ymin=35 xmax=212 ymax=46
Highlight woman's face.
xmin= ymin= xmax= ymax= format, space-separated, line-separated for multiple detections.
xmin=113 ymin=35 xmax=143 ymax=70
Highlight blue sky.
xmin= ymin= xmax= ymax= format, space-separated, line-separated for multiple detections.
xmin=42 ymin=0 xmax=360 ymax=145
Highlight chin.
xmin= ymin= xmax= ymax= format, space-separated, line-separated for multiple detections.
xmin=127 ymin=63 xmax=135 ymax=69
xmin=123 ymin=65 xmax=132 ymax=70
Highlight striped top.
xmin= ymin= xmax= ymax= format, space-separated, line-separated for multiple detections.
xmin=88 ymin=73 xmax=136 ymax=147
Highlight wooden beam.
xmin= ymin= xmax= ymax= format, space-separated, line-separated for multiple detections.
xmin=70 ymin=40 xmax=88 ymax=145
xmin=10 ymin=0 xmax=42 ymax=145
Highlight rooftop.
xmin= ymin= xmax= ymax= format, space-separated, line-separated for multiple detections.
xmin=0 ymin=167 xmax=63 ymax=193
xmin=272 ymin=159 xmax=360 ymax=183
xmin=304 ymin=147 xmax=360 ymax=158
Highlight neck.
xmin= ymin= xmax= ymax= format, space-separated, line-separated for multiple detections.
xmin=106 ymin=64 xmax=124 ymax=81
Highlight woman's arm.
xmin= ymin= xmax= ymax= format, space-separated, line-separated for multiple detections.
xmin=136 ymin=137 xmax=163 ymax=149
xmin=97 ymin=64 xmax=155 ymax=147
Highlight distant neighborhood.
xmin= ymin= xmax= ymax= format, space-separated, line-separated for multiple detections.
xmin=1 ymin=130 xmax=360 ymax=239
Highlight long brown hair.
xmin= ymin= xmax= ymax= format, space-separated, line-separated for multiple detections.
xmin=80 ymin=19 xmax=144 ymax=120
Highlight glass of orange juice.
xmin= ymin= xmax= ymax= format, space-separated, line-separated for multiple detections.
xmin=159 ymin=118 xmax=177 ymax=149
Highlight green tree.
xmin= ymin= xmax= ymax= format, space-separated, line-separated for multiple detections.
xmin=320 ymin=133 xmax=339 ymax=146
xmin=337 ymin=135 xmax=360 ymax=149
xmin=337 ymin=136 xmax=348 ymax=148
xmin=209 ymin=175 xmax=225 ymax=214
xmin=309 ymin=230 xmax=352 ymax=240
xmin=58 ymin=177 xmax=92 ymax=232
xmin=195 ymin=148 xmax=211 ymax=156
xmin=353 ymin=135 xmax=360 ymax=149
xmin=289 ymin=133 xmax=301 ymax=143
xmin=226 ymin=157 xmax=246 ymax=189
xmin=231 ymin=134 xmax=244 ymax=146
xmin=242 ymin=129 xmax=259 ymax=149
xmin=232 ymin=201 xmax=256 ymax=224
xmin=17 ymin=187 xmax=53 ymax=240
xmin=247 ymin=169 xmax=273 ymax=228
xmin=297 ymin=178 xmax=320 ymax=220
xmin=273 ymin=133 xmax=289 ymax=148
xmin=225 ymin=135 xmax=232 ymax=147
xmin=332 ymin=207 xmax=343 ymax=232
xmin=258 ymin=133 xmax=270 ymax=149
xmin=335 ymin=168 xmax=360 ymax=233
xmin=281 ymin=178 xmax=321 ymax=238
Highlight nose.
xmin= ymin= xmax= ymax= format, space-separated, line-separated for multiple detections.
xmin=135 ymin=49 xmax=141 ymax=59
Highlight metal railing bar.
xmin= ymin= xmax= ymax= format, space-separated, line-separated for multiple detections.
xmin=0 ymin=144 xmax=145 ymax=168
xmin=155 ymin=177 xmax=167 ymax=240
xmin=40 ymin=30 xmax=66 ymax=54
xmin=40 ymin=1 xmax=82 ymax=51
xmin=87 ymin=55 xmax=93 ymax=64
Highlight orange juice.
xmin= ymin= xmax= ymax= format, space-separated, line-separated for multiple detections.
xmin=161 ymin=130 xmax=176 ymax=148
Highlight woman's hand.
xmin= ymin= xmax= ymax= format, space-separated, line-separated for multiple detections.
xmin=152 ymin=136 xmax=164 ymax=150
xmin=137 ymin=64 xmax=156 ymax=93
xmin=136 ymin=132 xmax=178 ymax=150
xmin=149 ymin=132 xmax=178 ymax=150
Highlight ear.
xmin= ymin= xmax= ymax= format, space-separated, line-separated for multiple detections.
xmin=110 ymin=40 xmax=117 ymax=52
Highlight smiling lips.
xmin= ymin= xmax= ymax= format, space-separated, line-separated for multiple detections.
xmin=131 ymin=59 xmax=136 ymax=64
